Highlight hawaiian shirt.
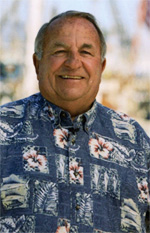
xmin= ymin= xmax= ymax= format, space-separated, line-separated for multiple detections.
xmin=0 ymin=93 xmax=150 ymax=233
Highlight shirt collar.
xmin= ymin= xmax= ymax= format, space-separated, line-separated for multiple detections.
xmin=41 ymin=94 xmax=97 ymax=132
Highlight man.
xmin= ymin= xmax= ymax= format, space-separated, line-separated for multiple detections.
xmin=0 ymin=11 xmax=149 ymax=233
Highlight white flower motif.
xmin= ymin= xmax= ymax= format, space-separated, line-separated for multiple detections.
xmin=23 ymin=149 xmax=48 ymax=172
xmin=117 ymin=111 xmax=130 ymax=121
xmin=53 ymin=128 xmax=68 ymax=149
xmin=104 ymin=141 xmax=113 ymax=151
xmin=56 ymin=226 xmax=68 ymax=233
xmin=138 ymin=180 xmax=150 ymax=202
xmin=55 ymin=222 xmax=70 ymax=233
xmin=69 ymin=161 xmax=83 ymax=185
xmin=89 ymin=136 xmax=113 ymax=159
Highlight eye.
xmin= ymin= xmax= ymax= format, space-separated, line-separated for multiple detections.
xmin=55 ymin=50 xmax=66 ymax=54
xmin=56 ymin=50 xmax=66 ymax=53
xmin=53 ymin=50 xmax=67 ymax=56
xmin=80 ymin=50 xmax=92 ymax=55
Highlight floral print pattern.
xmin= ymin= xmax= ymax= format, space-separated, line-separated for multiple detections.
xmin=69 ymin=157 xmax=83 ymax=185
xmin=116 ymin=111 xmax=131 ymax=121
xmin=56 ymin=218 xmax=70 ymax=233
xmin=89 ymin=135 xmax=113 ymax=159
xmin=47 ymin=105 xmax=55 ymax=120
xmin=55 ymin=218 xmax=78 ymax=233
xmin=137 ymin=178 xmax=150 ymax=203
xmin=43 ymin=105 xmax=55 ymax=121
xmin=23 ymin=147 xmax=49 ymax=173
xmin=53 ymin=128 xmax=68 ymax=149
xmin=1 ymin=93 xmax=149 ymax=232
xmin=56 ymin=226 xmax=70 ymax=233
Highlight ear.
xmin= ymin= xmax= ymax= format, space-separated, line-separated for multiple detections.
xmin=33 ymin=53 xmax=40 ymax=77
xmin=101 ymin=58 xmax=106 ymax=73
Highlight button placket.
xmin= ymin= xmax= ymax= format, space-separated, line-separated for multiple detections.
xmin=68 ymin=134 xmax=77 ymax=154
xmin=70 ymin=135 xmax=76 ymax=145
xmin=68 ymin=127 xmax=78 ymax=146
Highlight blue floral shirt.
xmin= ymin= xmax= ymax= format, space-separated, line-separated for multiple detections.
xmin=0 ymin=93 xmax=150 ymax=233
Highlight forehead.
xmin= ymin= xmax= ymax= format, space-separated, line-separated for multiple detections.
xmin=44 ymin=17 xmax=100 ymax=46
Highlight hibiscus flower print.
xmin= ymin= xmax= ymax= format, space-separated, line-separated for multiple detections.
xmin=116 ymin=111 xmax=130 ymax=121
xmin=55 ymin=226 xmax=70 ymax=233
xmin=137 ymin=178 xmax=150 ymax=203
xmin=56 ymin=218 xmax=70 ymax=233
xmin=47 ymin=106 xmax=55 ymax=120
xmin=89 ymin=136 xmax=113 ymax=159
xmin=69 ymin=158 xmax=84 ymax=185
xmin=43 ymin=104 xmax=55 ymax=121
xmin=23 ymin=148 xmax=49 ymax=173
xmin=53 ymin=128 xmax=68 ymax=149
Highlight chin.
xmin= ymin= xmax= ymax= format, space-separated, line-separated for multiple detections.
xmin=61 ymin=93 xmax=85 ymax=101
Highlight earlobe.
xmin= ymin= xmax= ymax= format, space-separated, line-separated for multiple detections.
xmin=33 ymin=53 xmax=40 ymax=76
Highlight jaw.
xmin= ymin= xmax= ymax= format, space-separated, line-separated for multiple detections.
xmin=40 ymin=80 xmax=97 ymax=120
xmin=39 ymin=72 xmax=100 ymax=118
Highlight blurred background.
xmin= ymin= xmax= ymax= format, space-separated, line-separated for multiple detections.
xmin=0 ymin=0 xmax=150 ymax=135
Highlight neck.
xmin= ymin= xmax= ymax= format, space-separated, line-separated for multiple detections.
xmin=61 ymin=101 xmax=93 ymax=120
xmin=44 ymin=96 xmax=94 ymax=120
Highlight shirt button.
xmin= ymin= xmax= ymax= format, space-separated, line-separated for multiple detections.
xmin=62 ymin=112 xmax=66 ymax=117
xmin=71 ymin=138 xmax=75 ymax=144
xmin=85 ymin=127 xmax=88 ymax=132
xmin=76 ymin=205 xmax=80 ymax=210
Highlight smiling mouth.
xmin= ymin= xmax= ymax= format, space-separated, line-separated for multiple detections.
xmin=59 ymin=75 xmax=83 ymax=80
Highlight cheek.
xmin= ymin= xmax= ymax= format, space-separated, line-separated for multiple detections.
xmin=84 ymin=58 xmax=101 ymax=73
xmin=39 ymin=57 xmax=62 ymax=75
xmin=93 ymin=62 xmax=103 ymax=81
xmin=89 ymin=69 xmax=102 ymax=87
xmin=48 ymin=57 xmax=66 ymax=71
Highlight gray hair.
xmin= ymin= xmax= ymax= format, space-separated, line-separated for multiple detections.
xmin=34 ymin=11 xmax=107 ymax=61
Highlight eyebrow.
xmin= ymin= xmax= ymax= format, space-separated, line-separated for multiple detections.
xmin=80 ymin=43 xmax=93 ymax=49
xmin=51 ymin=42 xmax=93 ymax=50
xmin=51 ymin=42 xmax=69 ymax=49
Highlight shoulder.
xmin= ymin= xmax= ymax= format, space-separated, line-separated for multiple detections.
xmin=0 ymin=93 xmax=43 ymax=119
xmin=95 ymin=102 xmax=150 ymax=147
xmin=96 ymin=101 xmax=143 ymax=129
xmin=96 ymin=102 xmax=134 ymax=122
xmin=0 ymin=93 xmax=43 ymax=145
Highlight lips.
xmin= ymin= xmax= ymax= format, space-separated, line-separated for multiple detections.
xmin=58 ymin=75 xmax=83 ymax=80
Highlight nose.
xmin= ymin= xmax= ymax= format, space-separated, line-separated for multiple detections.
xmin=64 ymin=51 xmax=82 ymax=70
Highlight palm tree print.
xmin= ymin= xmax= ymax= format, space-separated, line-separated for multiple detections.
xmin=76 ymin=192 xmax=93 ymax=226
xmin=34 ymin=180 xmax=58 ymax=216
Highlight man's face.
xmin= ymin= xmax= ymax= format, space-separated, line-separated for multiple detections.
xmin=34 ymin=17 xmax=106 ymax=107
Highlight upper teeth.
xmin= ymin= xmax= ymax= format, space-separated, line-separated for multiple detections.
xmin=60 ymin=75 xmax=82 ymax=79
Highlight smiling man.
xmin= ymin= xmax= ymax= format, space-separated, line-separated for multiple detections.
xmin=0 ymin=11 xmax=150 ymax=233
xmin=33 ymin=14 xmax=106 ymax=118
